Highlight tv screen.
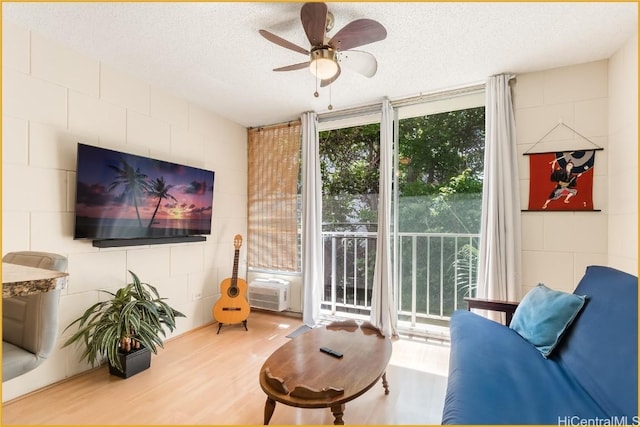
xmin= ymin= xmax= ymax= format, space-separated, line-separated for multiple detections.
xmin=74 ymin=143 xmax=215 ymax=241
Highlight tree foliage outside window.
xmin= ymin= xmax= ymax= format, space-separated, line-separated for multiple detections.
xmin=319 ymin=124 xmax=380 ymax=310
xmin=319 ymin=107 xmax=485 ymax=233
xmin=398 ymin=107 xmax=485 ymax=234
xmin=318 ymin=106 xmax=485 ymax=322
xmin=320 ymin=124 xmax=381 ymax=233
xmin=397 ymin=107 xmax=485 ymax=322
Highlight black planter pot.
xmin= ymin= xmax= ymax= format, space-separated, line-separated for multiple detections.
xmin=108 ymin=346 xmax=151 ymax=379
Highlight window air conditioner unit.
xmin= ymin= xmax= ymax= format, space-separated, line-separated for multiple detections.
xmin=248 ymin=278 xmax=290 ymax=312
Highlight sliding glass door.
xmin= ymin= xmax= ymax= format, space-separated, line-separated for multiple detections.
xmin=319 ymin=119 xmax=381 ymax=317
xmin=394 ymin=92 xmax=485 ymax=334
xmin=314 ymin=90 xmax=485 ymax=336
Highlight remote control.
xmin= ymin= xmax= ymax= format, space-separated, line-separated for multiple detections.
xmin=320 ymin=346 xmax=343 ymax=358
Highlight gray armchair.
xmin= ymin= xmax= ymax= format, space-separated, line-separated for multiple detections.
xmin=2 ymin=251 xmax=67 ymax=382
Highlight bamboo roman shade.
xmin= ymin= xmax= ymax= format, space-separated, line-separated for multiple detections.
xmin=247 ymin=122 xmax=301 ymax=272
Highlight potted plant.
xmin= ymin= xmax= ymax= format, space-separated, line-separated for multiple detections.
xmin=63 ymin=270 xmax=185 ymax=378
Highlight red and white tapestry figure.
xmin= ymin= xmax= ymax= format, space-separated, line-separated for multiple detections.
xmin=528 ymin=150 xmax=596 ymax=211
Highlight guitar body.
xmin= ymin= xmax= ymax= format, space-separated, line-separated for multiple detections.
xmin=213 ymin=277 xmax=250 ymax=324
xmin=213 ymin=234 xmax=250 ymax=332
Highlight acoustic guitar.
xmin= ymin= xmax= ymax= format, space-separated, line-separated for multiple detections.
xmin=213 ymin=234 xmax=250 ymax=334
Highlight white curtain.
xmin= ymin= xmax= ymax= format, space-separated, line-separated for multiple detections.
xmin=301 ymin=111 xmax=322 ymax=327
xmin=369 ymin=99 xmax=398 ymax=337
xmin=477 ymin=74 xmax=522 ymax=312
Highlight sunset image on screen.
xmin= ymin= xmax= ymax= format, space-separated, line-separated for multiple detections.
xmin=74 ymin=144 xmax=215 ymax=240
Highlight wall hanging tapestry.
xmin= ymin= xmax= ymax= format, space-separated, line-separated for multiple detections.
xmin=524 ymin=121 xmax=603 ymax=212
xmin=527 ymin=150 xmax=598 ymax=211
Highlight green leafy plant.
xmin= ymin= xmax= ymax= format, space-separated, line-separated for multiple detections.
xmin=453 ymin=243 xmax=479 ymax=299
xmin=63 ymin=271 xmax=185 ymax=373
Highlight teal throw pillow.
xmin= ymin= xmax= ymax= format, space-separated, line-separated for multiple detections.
xmin=509 ymin=283 xmax=586 ymax=358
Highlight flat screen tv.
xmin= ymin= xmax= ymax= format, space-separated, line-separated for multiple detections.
xmin=74 ymin=143 xmax=215 ymax=243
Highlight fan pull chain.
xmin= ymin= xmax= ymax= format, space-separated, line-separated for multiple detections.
xmin=328 ymin=84 xmax=333 ymax=110
xmin=314 ymin=61 xmax=319 ymax=98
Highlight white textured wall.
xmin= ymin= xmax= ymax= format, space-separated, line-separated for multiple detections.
xmin=513 ymin=36 xmax=639 ymax=296
xmin=513 ymin=60 xmax=610 ymax=295
xmin=2 ymin=21 xmax=247 ymax=401
xmin=607 ymin=32 xmax=638 ymax=273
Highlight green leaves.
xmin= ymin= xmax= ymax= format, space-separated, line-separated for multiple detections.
xmin=318 ymin=107 xmax=485 ymax=234
xmin=63 ymin=270 xmax=185 ymax=373
xmin=398 ymin=108 xmax=485 ymax=234
xmin=398 ymin=108 xmax=485 ymax=189
xmin=320 ymin=123 xmax=381 ymax=232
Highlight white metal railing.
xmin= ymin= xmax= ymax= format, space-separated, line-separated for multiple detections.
xmin=320 ymin=231 xmax=479 ymax=333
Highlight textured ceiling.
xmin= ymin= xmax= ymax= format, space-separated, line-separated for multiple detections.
xmin=3 ymin=2 xmax=638 ymax=128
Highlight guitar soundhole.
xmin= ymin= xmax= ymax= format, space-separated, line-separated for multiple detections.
xmin=228 ymin=287 xmax=239 ymax=298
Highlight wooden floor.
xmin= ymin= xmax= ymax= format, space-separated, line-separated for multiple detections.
xmin=1 ymin=311 xmax=450 ymax=425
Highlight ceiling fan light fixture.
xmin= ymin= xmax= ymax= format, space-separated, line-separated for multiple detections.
xmin=309 ymin=48 xmax=338 ymax=80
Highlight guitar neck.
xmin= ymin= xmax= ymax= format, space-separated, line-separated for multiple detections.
xmin=231 ymin=248 xmax=240 ymax=287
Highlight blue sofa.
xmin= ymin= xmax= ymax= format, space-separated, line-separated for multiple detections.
xmin=442 ymin=265 xmax=638 ymax=424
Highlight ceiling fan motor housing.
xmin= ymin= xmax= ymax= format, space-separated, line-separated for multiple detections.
xmin=310 ymin=47 xmax=337 ymax=62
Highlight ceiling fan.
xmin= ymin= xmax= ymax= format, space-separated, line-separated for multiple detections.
xmin=259 ymin=2 xmax=387 ymax=88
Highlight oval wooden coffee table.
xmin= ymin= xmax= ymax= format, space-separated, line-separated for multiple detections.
xmin=259 ymin=320 xmax=392 ymax=425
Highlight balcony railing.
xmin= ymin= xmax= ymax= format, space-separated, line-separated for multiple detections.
xmin=321 ymin=231 xmax=479 ymax=334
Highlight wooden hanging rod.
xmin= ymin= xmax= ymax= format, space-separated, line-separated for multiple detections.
xmin=248 ymin=120 xmax=301 ymax=132
xmin=523 ymin=147 xmax=604 ymax=156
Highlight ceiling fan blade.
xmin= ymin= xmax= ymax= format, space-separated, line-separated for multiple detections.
xmin=320 ymin=64 xmax=341 ymax=87
xmin=273 ymin=62 xmax=310 ymax=72
xmin=259 ymin=29 xmax=309 ymax=55
xmin=300 ymin=2 xmax=328 ymax=46
xmin=339 ymin=50 xmax=378 ymax=78
xmin=329 ymin=19 xmax=387 ymax=51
